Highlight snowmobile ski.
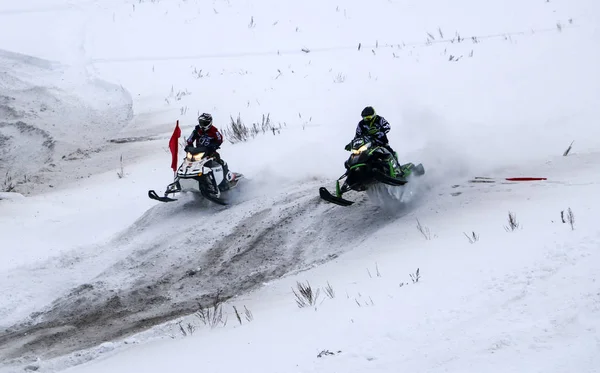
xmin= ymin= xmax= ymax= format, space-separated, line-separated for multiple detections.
xmin=148 ymin=190 xmax=178 ymax=202
xmin=319 ymin=187 xmax=354 ymax=206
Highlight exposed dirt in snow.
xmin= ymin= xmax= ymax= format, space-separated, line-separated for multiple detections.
xmin=0 ymin=179 xmax=425 ymax=364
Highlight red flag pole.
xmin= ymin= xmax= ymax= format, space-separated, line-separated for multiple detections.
xmin=169 ymin=120 xmax=181 ymax=176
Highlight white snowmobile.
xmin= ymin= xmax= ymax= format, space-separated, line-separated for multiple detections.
xmin=148 ymin=146 xmax=243 ymax=205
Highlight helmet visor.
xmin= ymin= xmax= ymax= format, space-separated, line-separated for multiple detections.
xmin=198 ymin=119 xmax=211 ymax=129
xmin=362 ymin=115 xmax=375 ymax=122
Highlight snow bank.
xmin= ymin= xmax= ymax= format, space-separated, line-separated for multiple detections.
xmin=0 ymin=49 xmax=133 ymax=195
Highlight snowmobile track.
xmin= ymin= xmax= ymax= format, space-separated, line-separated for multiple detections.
xmin=0 ymin=183 xmax=418 ymax=365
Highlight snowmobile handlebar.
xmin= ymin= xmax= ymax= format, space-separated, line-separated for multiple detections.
xmin=184 ymin=145 xmax=219 ymax=154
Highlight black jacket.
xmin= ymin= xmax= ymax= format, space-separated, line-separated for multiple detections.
xmin=354 ymin=115 xmax=391 ymax=145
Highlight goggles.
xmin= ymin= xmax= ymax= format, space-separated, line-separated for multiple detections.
xmin=362 ymin=115 xmax=375 ymax=122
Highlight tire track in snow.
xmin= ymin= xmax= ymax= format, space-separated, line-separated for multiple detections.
xmin=0 ymin=180 xmax=420 ymax=364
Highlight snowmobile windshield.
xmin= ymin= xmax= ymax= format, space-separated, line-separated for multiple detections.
xmin=185 ymin=146 xmax=211 ymax=161
xmin=186 ymin=152 xmax=205 ymax=161
xmin=186 ymin=146 xmax=211 ymax=154
xmin=351 ymin=142 xmax=371 ymax=154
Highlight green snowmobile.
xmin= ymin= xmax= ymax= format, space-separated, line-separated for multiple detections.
xmin=319 ymin=137 xmax=425 ymax=206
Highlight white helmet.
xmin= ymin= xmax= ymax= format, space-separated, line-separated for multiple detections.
xmin=197 ymin=113 xmax=213 ymax=130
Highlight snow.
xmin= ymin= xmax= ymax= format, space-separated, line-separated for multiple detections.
xmin=1 ymin=0 xmax=599 ymax=372
xmin=0 ymin=48 xmax=134 ymax=196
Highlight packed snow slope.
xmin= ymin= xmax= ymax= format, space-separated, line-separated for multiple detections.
xmin=60 ymin=152 xmax=600 ymax=373
xmin=0 ymin=0 xmax=599 ymax=371
xmin=0 ymin=49 xmax=134 ymax=195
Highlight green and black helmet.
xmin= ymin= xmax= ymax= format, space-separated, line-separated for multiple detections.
xmin=361 ymin=106 xmax=376 ymax=122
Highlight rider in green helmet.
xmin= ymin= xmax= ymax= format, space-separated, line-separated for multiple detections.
xmin=345 ymin=106 xmax=402 ymax=175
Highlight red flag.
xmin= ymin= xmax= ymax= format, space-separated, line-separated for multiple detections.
xmin=169 ymin=120 xmax=181 ymax=172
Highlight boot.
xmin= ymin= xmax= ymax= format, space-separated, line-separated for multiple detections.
xmin=222 ymin=161 xmax=232 ymax=181
xmin=217 ymin=159 xmax=232 ymax=190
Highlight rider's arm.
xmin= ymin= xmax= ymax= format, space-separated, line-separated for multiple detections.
xmin=186 ymin=130 xmax=197 ymax=146
xmin=207 ymin=128 xmax=223 ymax=151
xmin=355 ymin=122 xmax=364 ymax=138
xmin=213 ymin=129 xmax=223 ymax=147
xmin=378 ymin=117 xmax=391 ymax=133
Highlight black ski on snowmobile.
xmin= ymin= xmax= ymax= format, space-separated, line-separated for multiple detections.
xmin=319 ymin=137 xmax=425 ymax=206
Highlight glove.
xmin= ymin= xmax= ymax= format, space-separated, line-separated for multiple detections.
xmin=345 ymin=143 xmax=351 ymax=151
